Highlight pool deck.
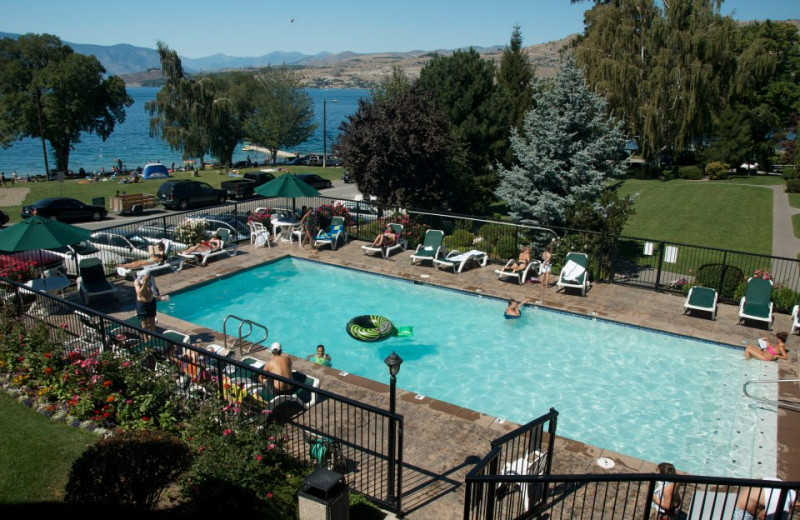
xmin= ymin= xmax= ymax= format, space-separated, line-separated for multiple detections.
xmin=101 ymin=239 xmax=800 ymax=519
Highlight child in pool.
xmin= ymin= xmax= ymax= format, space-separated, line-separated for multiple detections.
xmin=306 ymin=344 xmax=332 ymax=366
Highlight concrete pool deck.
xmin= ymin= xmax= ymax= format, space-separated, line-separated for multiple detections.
xmin=101 ymin=239 xmax=800 ymax=519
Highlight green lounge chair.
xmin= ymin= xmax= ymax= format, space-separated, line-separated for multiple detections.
xmin=244 ymin=370 xmax=321 ymax=410
xmin=738 ymin=277 xmax=774 ymax=329
xmin=410 ymin=229 xmax=445 ymax=266
xmin=556 ymin=252 xmax=590 ymax=296
xmin=683 ymin=286 xmax=718 ymax=320
xmin=77 ymin=257 xmax=116 ymax=304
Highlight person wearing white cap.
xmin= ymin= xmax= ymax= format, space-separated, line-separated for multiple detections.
xmin=262 ymin=342 xmax=294 ymax=394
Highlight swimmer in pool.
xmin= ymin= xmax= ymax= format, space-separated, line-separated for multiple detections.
xmin=504 ymin=298 xmax=531 ymax=319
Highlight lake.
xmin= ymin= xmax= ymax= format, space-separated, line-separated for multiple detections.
xmin=0 ymin=87 xmax=368 ymax=175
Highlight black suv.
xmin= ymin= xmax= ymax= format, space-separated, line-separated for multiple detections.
xmin=156 ymin=180 xmax=226 ymax=210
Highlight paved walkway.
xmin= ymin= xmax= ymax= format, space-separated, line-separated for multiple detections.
xmin=772 ymin=184 xmax=800 ymax=259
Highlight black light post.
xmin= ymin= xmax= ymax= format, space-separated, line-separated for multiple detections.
xmin=384 ymin=351 xmax=403 ymax=506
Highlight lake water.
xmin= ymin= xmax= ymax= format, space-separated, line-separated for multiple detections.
xmin=0 ymin=87 xmax=368 ymax=175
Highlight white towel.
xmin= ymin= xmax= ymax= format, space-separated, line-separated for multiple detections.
xmin=562 ymin=260 xmax=585 ymax=281
xmin=447 ymin=250 xmax=485 ymax=262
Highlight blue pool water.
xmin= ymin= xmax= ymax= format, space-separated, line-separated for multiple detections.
xmin=161 ymin=258 xmax=778 ymax=478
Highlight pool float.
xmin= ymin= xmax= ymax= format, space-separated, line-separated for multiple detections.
xmin=346 ymin=315 xmax=395 ymax=342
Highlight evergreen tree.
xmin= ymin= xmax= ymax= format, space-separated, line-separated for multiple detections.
xmin=335 ymin=84 xmax=465 ymax=209
xmin=496 ymin=55 xmax=627 ymax=229
xmin=369 ymin=65 xmax=412 ymax=104
xmin=418 ymin=49 xmax=510 ymax=213
xmin=0 ymin=33 xmax=132 ymax=177
xmin=497 ymin=25 xmax=535 ymax=165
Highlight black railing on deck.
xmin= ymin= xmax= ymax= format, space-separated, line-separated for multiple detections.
xmin=0 ymin=280 xmax=404 ymax=515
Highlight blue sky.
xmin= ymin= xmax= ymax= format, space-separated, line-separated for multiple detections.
xmin=3 ymin=0 xmax=797 ymax=58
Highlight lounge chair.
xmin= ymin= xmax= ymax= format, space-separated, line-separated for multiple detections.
xmin=556 ymin=252 xmax=590 ymax=296
xmin=792 ymin=305 xmax=800 ymax=335
xmin=495 ymin=258 xmax=541 ymax=285
xmin=244 ymin=370 xmax=321 ymax=410
xmin=738 ymin=277 xmax=774 ymax=329
xmin=362 ymin=223 xmax=408 ymax=259
xmin=179 ymin=228 xmax=238 ymax=266
xmin=497 ymin=450 xmax=547 ymax=513
xmin=410 ymin=229 xmax=445 ymax=266
xmin=116 ymin=243 xmax=184 ymax=279
xmin=433 ymin=249 xmax=489 ymax=274
xmin=314 ymin=216 xmax=348 ymax=250
xmin=77 ymin=257 xmax=116 ymax=304
xmin=683 ymin=287 xmax=718 ymax=320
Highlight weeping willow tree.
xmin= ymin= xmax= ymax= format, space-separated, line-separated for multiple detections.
xmin=573 ymin=0 xmax=736 ymax=161
xmin=145 ymin=41 xmax=248 ymax=167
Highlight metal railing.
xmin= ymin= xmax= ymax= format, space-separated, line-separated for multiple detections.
xmin=0 ymin=280 xmax=405 ymax=515
xmin=743 ymin=379 xmax=800 ymax=412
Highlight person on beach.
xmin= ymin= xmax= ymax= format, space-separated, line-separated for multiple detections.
xmin=744 ymin=333 xmax=788 ymax=361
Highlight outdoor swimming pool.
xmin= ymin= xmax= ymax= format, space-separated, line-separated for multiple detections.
xmin=162 ymin=257 xmax=778 ymax=478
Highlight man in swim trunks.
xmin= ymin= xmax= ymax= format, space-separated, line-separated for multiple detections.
xmin=744 ymin=332 xmax=788 ymax=361
xmin=134 ymin=270 xmax=167 ymax=331
xmin=262 ymin=342 xmax=294 ymax=394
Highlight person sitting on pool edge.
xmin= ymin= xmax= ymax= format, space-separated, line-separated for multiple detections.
xmin=744 ymin=332 xmax=788 ymax=361
xmin=182 ymin=232 xmax=222 ymax=255
xmin=261 ymin=342 xmax=294 ymax=394
xmin=651 ymin=462 xmax=682 ymax=520
xmin=504 ymin=298 xmax=531 ymax=319
xmin=371 ymin=224 xmax=397 ymax=249
xmin=306 ymin=344 xmax=332 ymax=366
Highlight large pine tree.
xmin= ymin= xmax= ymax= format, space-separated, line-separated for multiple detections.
xmin=497 ymin=25 xmax=535 ymax=166
xmin=496 ymin=55 xmax=627 ymax=229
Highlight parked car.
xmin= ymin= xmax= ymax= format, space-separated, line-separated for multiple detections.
xmin=89 ymin=232 xmax=156 ymax=261
xmin=296 ymin=173 xmax=333 ymax=190
xmin=0 ymin=210 xmax=9 ymax=227
xmin=135 ymin=223 xmax=183 ymax=247
xmin=333 ymin=200 xmax=383 ymax=223
xmin=186 ymin=214 xmax=251 ymax=242
xmin=219 ymin=171 xmax=275 ymax=199
xmin=156 ymin=180 xmax=226 ymax=210
xmin=342 ymin=171 xmax=355 ymax=183
xmin=45 ymin=241 xmax=126 ymax=276
xmin=21 ymin=197 xmax=107 ymax=222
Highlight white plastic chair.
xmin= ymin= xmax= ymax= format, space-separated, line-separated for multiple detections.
xmin=248 ymin=221 xmax=270 ymax=248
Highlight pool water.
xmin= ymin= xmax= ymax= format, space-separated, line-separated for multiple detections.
xmin=162 ymin=257 xmax=778 ymax=478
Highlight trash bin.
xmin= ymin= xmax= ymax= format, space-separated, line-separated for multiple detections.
xmin=298 ymin=468 xmax=349 ymax=520
xmin=92 ymin=197 xmax=105 ymax=208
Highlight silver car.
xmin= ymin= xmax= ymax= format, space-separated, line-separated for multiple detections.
xmin=89 ymin=232 xmax=155 ymax=261
xmin=45 ymin=241 xmax=126 ymax=276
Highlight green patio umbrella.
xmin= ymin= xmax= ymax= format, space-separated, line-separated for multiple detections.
xmin=0 ymin=215 xmax=92 ymax=252
xmin=254 ymin=174 xmax=321 ymax=213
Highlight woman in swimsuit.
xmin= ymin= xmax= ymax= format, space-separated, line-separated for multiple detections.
xmin=183 ymin=233 xmax=222 ymax=255
xmin=371 ymin=224 xmax=397 ymax=248
xmin=300 ymin=207 xmax=316 ymax=249
xmin=651 ymin=462 xmax=681 ymax=520
xmin=504 ymin=298 xmax=531 ymax=319
xmin=744 ymin=332 xmax=788 ymax=361
xmin=509 ymin=246 xmax=531 ymax=273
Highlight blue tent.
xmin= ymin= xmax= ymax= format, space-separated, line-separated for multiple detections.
xmin=141 ymin=163 xmax=170 ymax=179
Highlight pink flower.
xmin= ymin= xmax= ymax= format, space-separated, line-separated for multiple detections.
xmin=269 ymin=435 xmax=275 ymax=441
xmin=267 ymin=444 xmax=275 ymax=450
xmin=223 ymin=429 xmax=233 ymax=436
xmin=125 ymin=399 xmax=133 ymax=404
xmin=122 ymin=361 xmax=131 ymax=367
xmin=256 ymin=454 xmax=262 ymax=461
xmin=197 ymin=446 xmax=205 ymax=454
xmin=266 ymin=492 xmax=273 ymax=499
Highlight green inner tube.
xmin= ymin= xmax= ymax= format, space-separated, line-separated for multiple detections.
xmin=346 ymin=315 xmax=394 ymax=342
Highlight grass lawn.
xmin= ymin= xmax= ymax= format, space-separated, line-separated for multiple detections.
xmin=789 ymin=193 xmax=800 ymax=209
xmin=617 ymin=178 xmax=774 ymax=254
xmin=0 ymin=165 xmax=344 ymax=225
xmin=0 ymin=392 xmax=97 ymax=504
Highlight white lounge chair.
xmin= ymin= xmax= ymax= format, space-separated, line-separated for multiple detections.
xmin=179 ymin=228 xmax=238 ymax=266
xmin=410 ymin=229 xmax=445 ymax=266
xmin=498 ymin=450 xmax=547 ymax=513
xmin=433 ymin=249 xmax=488 ymax=274
xmin=314 ymin=216 xmax=347 ymax=250
xmin=495 ymin=258 xmax=541 ymax=285
xmin=792 ymin=305 xmax=800 ymax=335
xmin=738 ymin=277 xmax=774 ymax=329
xmin=683 ymin=287 xmax=718 ymax=320
xmin=362 ymin=223 xmax=408 ymax=259
xmin=556 ymin=252 xmax=590 ymax=296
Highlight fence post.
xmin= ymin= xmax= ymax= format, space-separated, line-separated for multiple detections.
xmin=484 ymin=458 xmax=499 ymax=520
xmin=718 ymin=251 xmax=728 ymax=297
xmin=655 ymin=242 xmax=666 ymax=291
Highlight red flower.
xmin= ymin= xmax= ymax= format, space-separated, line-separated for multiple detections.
xmin=256 ymin=454 xmax=262 ymax=461
xmin=16 ymin=356 xmax=24 ymax=362
xmin=141 ymin=416 xmax=150 ymax=421
xmin=267 ymin=492 xmax=273 ymax=499
xmin=43 ymin=353 xmax=51 ymax=359
xmin=103 ymin=380 xmax=112 ymax=387
xmin=44 ymin=367 xmax=53 ymax=374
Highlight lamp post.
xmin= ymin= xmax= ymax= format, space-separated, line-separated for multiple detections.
xmin=384 ymin=351 xmax=403 ymax=507
xmin=322 ymin=99 xmax=337 ymax=168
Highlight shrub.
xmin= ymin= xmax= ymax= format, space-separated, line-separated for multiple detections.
xmin=493 ymin=236 xmax=517 ymax=260
xmin=443 ymin=229 xmax=474 ymax=251
xmin=678 ymin=165 xmax=704 ymax=180
xmin=694 ymin=263 xmax=744 ymax=299
xmin=782 ymin=166 xmax=798 ymax=180
xmin=176 ymin=219 xmax=207 ymax=245
xmin=786 ymin=179 xmax=800 ymax=193
xmin=65 ymin=430 xmax=192 ymax=510
xmin=315 ymin=202 xmax=352 ymax=229
xmin=770 ymin=286 xmax=800 ymax=312
xmin=705 ymin=161 xmax=729 ymax=180
xmin=478 ymin=223 xmax=514 ymax=254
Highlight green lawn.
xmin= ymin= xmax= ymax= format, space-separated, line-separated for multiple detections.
xmin=0 ymin=392 xmax=97 ymax=504
xmin=617 ymin=178 xmax=774 ymax=254
xmin=0 ymin=165 xmax=343 ymax=225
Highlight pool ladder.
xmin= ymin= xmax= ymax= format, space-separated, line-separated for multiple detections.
xmin=222 ymin=315 xmax=268 ymax=355
xmin=743 ymin=379 xmax=800 ymax=412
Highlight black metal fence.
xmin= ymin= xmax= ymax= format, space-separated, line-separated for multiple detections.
xmin=0 ymin=280 xmax=404 ymax=515
xmin=464 ymin=409 xmax=558 ymax=520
